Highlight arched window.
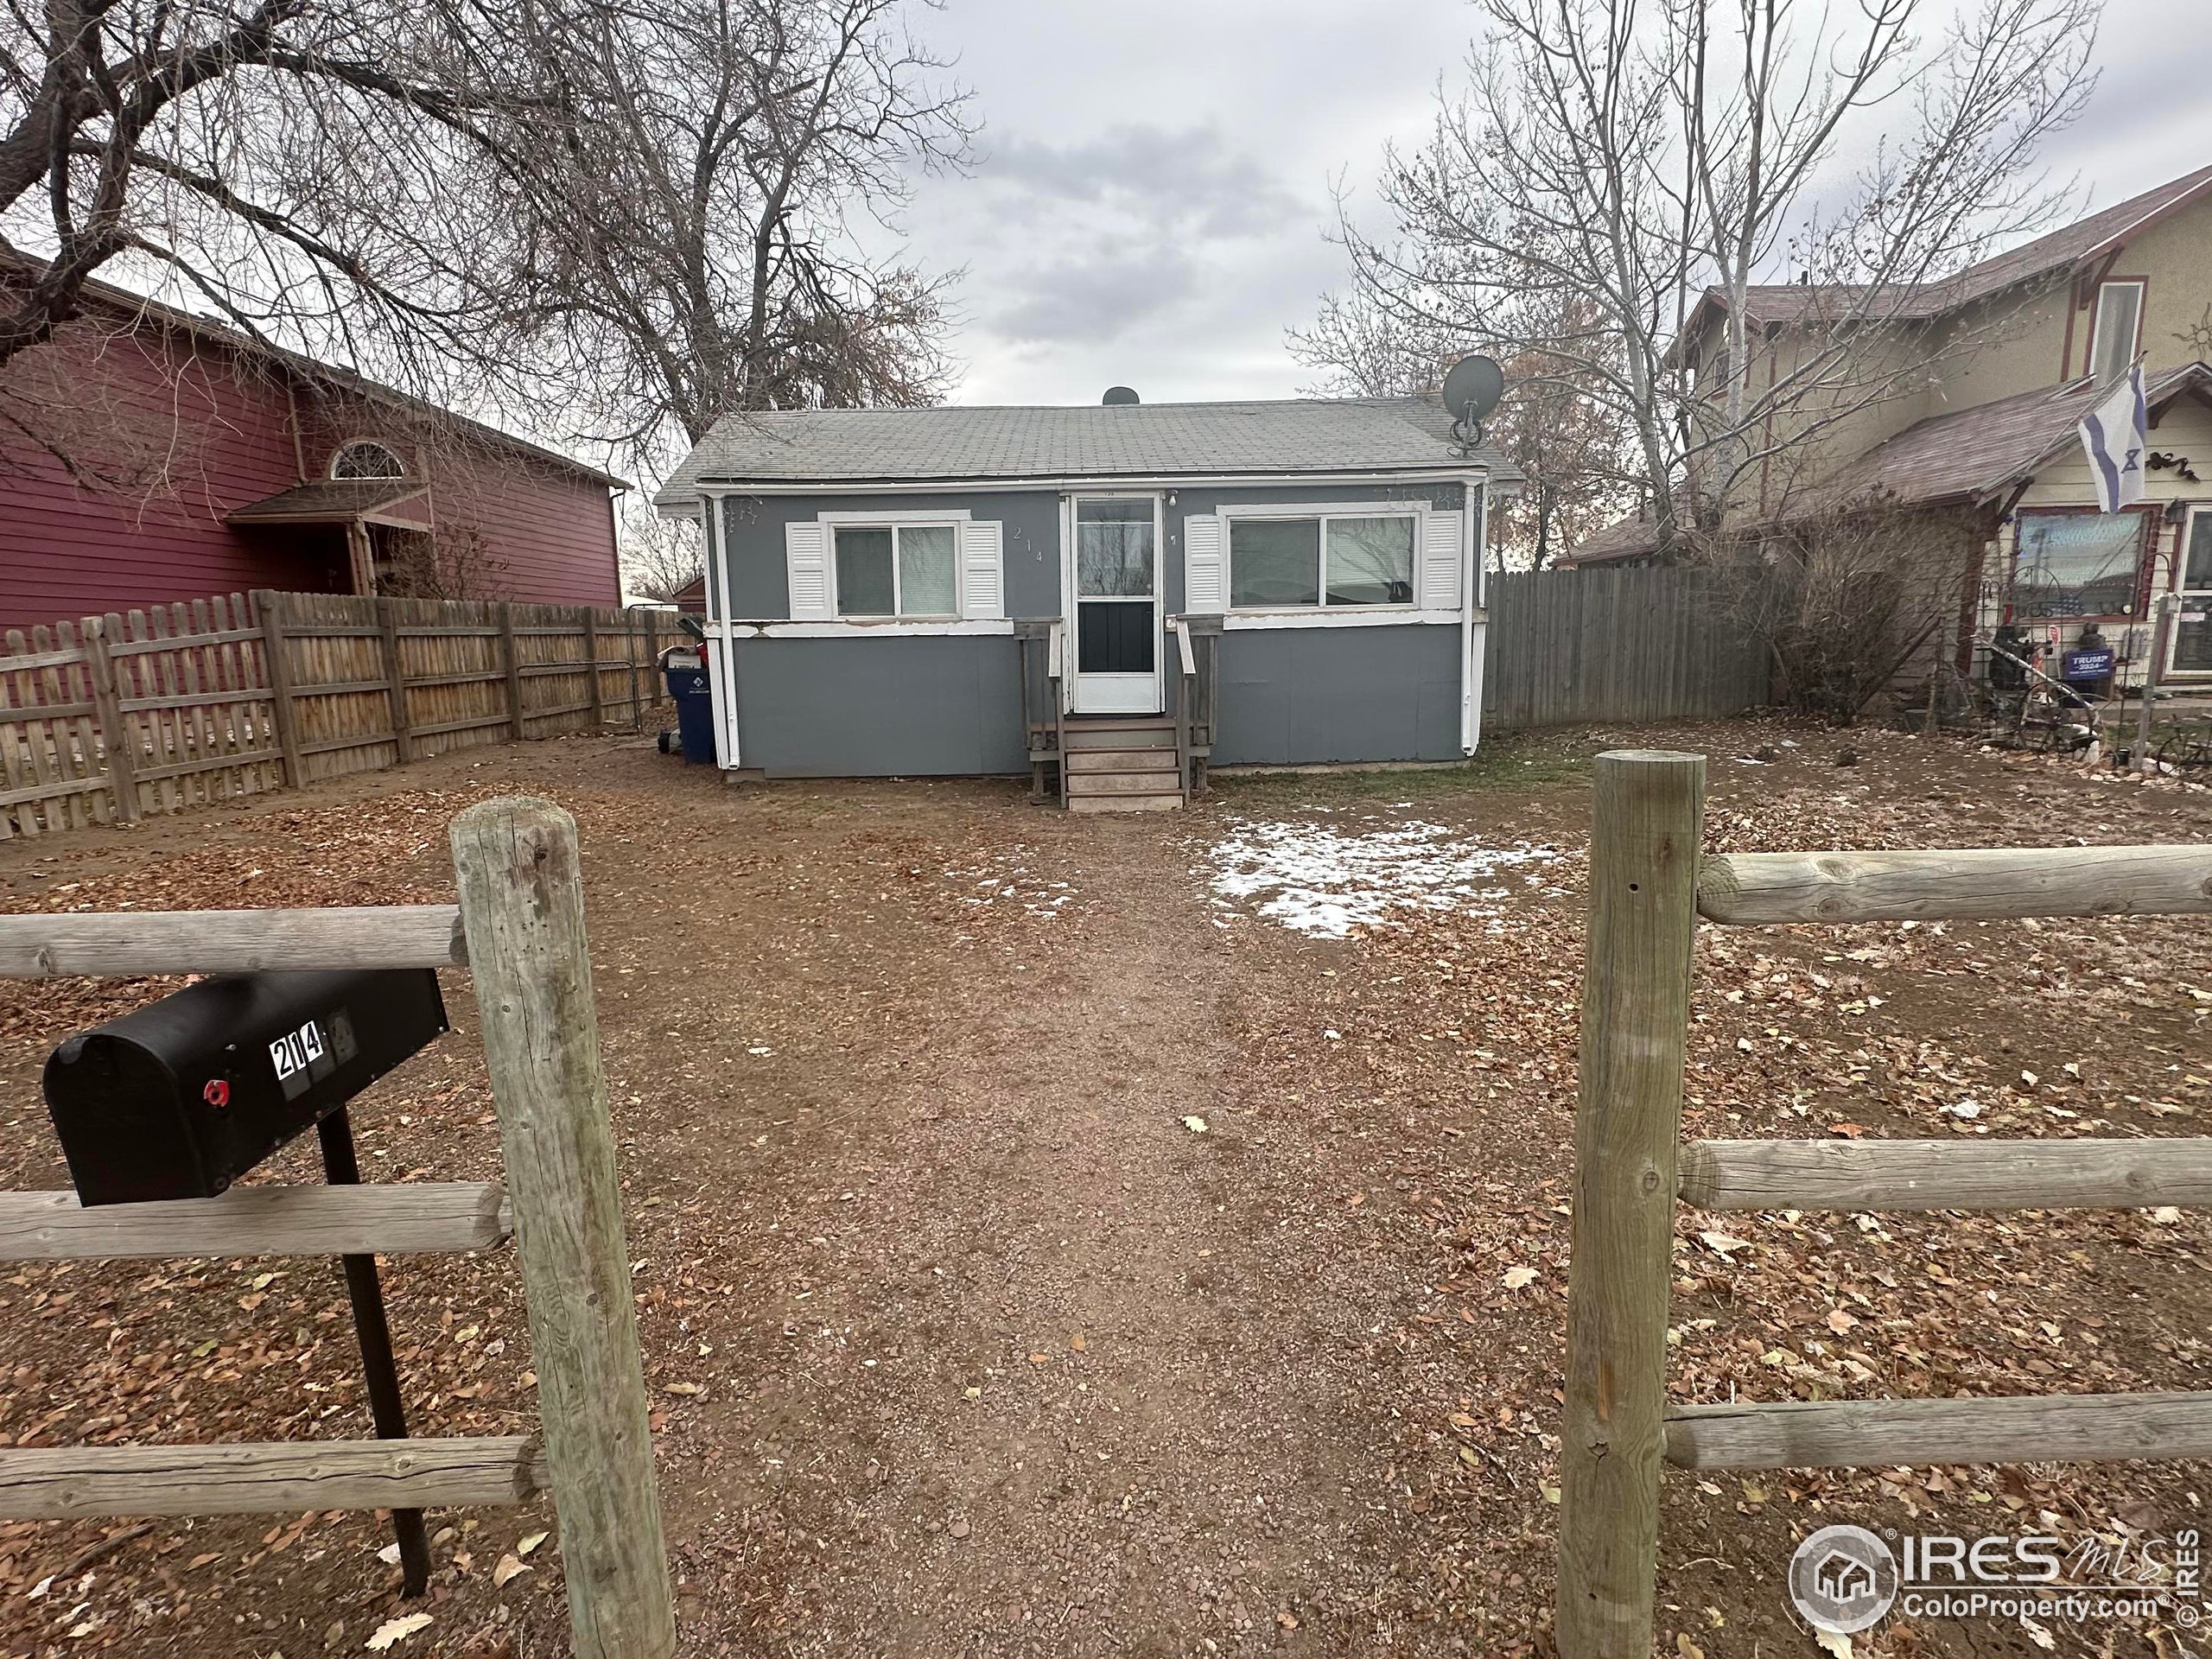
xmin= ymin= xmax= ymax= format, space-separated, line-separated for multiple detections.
xmin=330 ymin=440 xmax=407 ymax=480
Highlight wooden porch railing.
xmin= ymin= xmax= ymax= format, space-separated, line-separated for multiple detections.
xmin=1016 ymin=613 xmax=1217 ymax=804
xmin=1168 ymin=617 xmax=1197 ymax=804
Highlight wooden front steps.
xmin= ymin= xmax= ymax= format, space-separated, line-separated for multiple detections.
xmin=1058 ymin=717 xmax=1184 ymax=812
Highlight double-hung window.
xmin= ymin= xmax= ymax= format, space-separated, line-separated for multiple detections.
xmin=2088 ymin=280 xmax=2145 ymax=385
xmin=833 ymin=522 xmax=958 ymax=618
xmin=1228 ymin=512 xmax=1417 ymax=610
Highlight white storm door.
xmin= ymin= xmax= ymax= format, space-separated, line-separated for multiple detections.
xmin=2168 ymin=508 xmax=2212 ymax=677
xmin=1068 ymin=495 xmax=1161 ymax=714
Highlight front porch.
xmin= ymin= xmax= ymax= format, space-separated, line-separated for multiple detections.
xmin=1019 ymin=617 xmax=1217 ymax=811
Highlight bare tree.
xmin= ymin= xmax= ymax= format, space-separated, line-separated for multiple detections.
xmin=0 ymin=0 xmax=521 ymax=378
xmin=423 ymin=0 xmax=974 ymax=478
xmin=1723 ymin=499 xmax=1985 ymax=720
xmin=1292 ymin=282 xmax=1630 ymax=569
xmin=1317 ymin=0 xmax=2101 ymax=559
xmin=0 ymin=0 xmax=969 ymax=510
xmin=620 ymin=505 xmax=703 ymax=604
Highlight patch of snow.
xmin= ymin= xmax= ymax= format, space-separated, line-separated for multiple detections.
xmin=1204 ymin=817 xmax=1560 ymax=938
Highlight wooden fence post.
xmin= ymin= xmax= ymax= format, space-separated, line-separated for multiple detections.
xmin=81 ymin=615 xmax=140 ymax=825
xmin=377 ymin=597 xmax=415 ymax=765
xmin=251 ymin=592 xmax=307 ymax=791
xmin=582 ymin=607 xmax=604 ymax=729
xmin=1556 ymin=750 xmax=1705 ymax=1659
xmin=499 ymin=604 xmax=525 ymax=741
xmin=449 ymin=798 xmax=674 ymax=1659
xmin=625 ymin=609 xmax=644 ymax=731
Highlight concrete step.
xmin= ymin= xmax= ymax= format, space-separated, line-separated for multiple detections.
xmin=1070 ymin=791 xmax=1184 ymax=813
xmin=1066 ymin=748 xmax=1178 ymax=774
xmin=1071 ymin=769 xmax=1187 ymax=796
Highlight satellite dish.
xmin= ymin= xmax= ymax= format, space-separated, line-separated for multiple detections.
xmin=1441 ymin=355 xmax=1504 ymax=426
xmin=1102 ymin=385 xmax=1141 ymax=406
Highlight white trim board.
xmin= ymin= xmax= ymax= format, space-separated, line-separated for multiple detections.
xmin=730 ymin=619 xmax=1016 ymax=639
xmin=1219 ymin=610 xmax=1460 ymax=631
xmin=688 ymin=468 xmax=1492 ymax=498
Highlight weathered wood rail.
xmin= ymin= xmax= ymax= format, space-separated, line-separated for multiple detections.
xmin=0 ymin=1437 xmax=548 ymax=1520
xmin=0 ymin=905 xmax=466 ymax=976
xmin=0 ymin=1183 xmax=512 ymax=1261
xmin=1554 ymin=753 xmax=2212 ymax=1659
xmin=0 ymin=591 xmax=679 ymax=838
xmin=0 ymin=800 xmax=674 ymax=1658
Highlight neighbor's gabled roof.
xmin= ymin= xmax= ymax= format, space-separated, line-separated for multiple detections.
xmin=1803 ymin=360 xmax=2212 ymax=512
xmin=1561 ymin=361 xmax=2212 ymax=564
xmin=1678 ymin=162 xmax=2212 ymax=346
xmin=655 ymin=397 xmax=1519 ymax=506
xmin=0 ymin=250 xmax=628 ymax=493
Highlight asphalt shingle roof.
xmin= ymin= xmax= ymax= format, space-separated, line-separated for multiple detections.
xmin=655 ymin=397 xmax=1517 ymax=504
xmin=1805 ymin=362 xmax=2212 ymax=512
xmin=1683 ymin=162 xmax=2212 ymax=341
xmin=1562 ymin=362 xmax=2212 ymax=563
xmin=225 ymin=479 xmax=430 ymax=523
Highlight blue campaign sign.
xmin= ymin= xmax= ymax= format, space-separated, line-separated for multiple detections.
xmin=2062 ymin=648 xmax=2115 ymax=681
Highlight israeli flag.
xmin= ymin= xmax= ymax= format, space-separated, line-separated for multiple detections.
xmin=2078 ymin=362 xmax=2147 ymax=513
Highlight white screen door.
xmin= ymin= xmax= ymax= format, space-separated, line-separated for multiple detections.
xmin=2171 ymin=508 xmax=2212 ymax=676
xmin=1068 ymin=496 xmax=1160 ymax=714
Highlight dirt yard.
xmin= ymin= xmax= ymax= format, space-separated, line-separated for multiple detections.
xmin=0 ymin=720 xmax=2204 ymax=1659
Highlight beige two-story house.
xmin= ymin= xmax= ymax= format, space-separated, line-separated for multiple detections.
xmin=1567 ymin=162 xmax=2212 ymax=685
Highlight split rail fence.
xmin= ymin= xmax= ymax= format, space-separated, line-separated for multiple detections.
xmin=0 ymin=591 xmax=683 ymax=839
xmin=1554 ymin=751 xmax=2212 ymax=1658
xmin=0 ymin=798 xmax=674 ymax=1659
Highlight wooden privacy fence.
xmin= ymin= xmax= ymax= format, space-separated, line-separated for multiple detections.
xmin=0 ymin=591 xmax=683 ymax=838
xmin=1554 ymin=753 xmax=2212 ymax=1659
xmin=0 ymin=798 xmax=675 ymax=1659
xmin=1484 ymin=565 xmax=1771 ymax=731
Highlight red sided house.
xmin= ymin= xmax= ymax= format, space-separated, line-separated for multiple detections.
xmin=0 ymin=265 xmax=625 ymax=634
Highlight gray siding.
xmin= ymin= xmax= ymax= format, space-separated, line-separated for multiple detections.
xmin=713 ymin=480 xmax=1466 ymax=620
xmin=719 ymin=492 xmax=1062 ymax=620
xmin=730 ymin=635 xmax=1027 ymax=777
xmin=1212 ymin=623 xmax=1463 ymax=766
xmin=709 ymin=479 xmax=1477 ymax=776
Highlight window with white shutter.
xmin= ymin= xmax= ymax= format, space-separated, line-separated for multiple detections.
xmin=785 ymin=521 xmax=833 ymax=619
xmin=1419 ymin=509 xmax=1465 ymax=613
xmin=1184 ymin=514 xmax=1226 ymax=612
xmin=960 ymin=521 xmax=1004 ymax=619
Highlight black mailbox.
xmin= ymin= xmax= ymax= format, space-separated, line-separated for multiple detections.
xmin=43 ymin=969 xmax=448 ymax=1206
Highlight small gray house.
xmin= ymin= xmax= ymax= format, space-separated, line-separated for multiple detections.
xmin=653 ymin=394 xmax=1519 ymax=810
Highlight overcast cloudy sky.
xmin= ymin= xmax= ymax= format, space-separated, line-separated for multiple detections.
xmin=899 ymin=0 xmax=2212 ymax=409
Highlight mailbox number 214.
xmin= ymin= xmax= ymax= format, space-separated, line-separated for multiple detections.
xmin=269 ymin=1019 xmax=327 ymax=1085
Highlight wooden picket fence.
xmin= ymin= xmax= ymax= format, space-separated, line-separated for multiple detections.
xmin=0 ymin=799 xmax=675 ymax=1659
xmin=1553 ymin=750 xmax=2212 ymax=1657
xmin=0 ymin=591 xmax=683 ymax=838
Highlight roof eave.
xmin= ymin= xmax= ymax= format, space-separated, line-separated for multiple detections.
xmin=671 ymin=461 xmax=1504 ymax=493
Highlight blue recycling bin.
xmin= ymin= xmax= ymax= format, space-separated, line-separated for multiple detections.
xmin=660 ymin=649 xmax=716 ymax=764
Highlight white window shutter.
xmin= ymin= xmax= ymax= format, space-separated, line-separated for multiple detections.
xmin=1420 ymin=510 xmax=1465 ymax=611
xmin=785 ymin=521 xmax=833 ymax=619
xmin=960 ymin=520 xmax=1004 ymax=619
xmin=1185 ymin=514 xmax=1226 ymax=612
